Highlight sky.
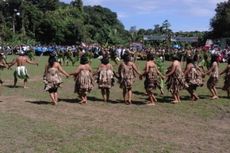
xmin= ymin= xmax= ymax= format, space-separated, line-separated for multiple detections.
xmin=62 ymin=0 xmax=227 ymax=32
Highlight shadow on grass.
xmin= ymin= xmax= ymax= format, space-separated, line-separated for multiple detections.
xmin=4 ymin=85 xmax=22 ymax=88
xmin=111 ymin=99 xmax=146 ymax=105
xmin=216 ymin=86 xmax=223 ymax=89
xmin=133 ymin=91 xmax=146 ymax=96
xmin=60 ymin=96 xmax=123 ymax=104
xmin=218 ymin=96 xmax=230 ymax=99
xmin=87 ymin=96 xmax=104 ymax=102
xmin=59 ymin=98 xmax=78 ymax=103
xmin=26 ymin=100 xmax=51 ymax=105
xmin=199 ymin=95 xmax=212 ymax=99
xmin=88 ymin=96 xmax=124 ymax=104
xmin=157 ymin=96 xmax=172 ymax=103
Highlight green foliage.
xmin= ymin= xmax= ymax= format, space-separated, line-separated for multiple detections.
xmin=0 ymin=0 xmax=128 ymax=45
xmin=210 ymin=0 xmax=230 ymax=38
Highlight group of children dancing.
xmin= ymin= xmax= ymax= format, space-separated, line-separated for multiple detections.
xmin=43 ymin=51 xmax=230 ymax=105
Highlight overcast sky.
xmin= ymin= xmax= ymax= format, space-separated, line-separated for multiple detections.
xmin=62 ymin=0 xmax=227 ymax=32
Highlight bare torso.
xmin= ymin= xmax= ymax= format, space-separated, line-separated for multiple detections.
xmin=211 ymin=62 xmax=218 ymax=77
xmin=16 ymin=56 xmax=29 ymax=66
xmin=76 ymin=64 xmax=92 ymax=74
xmin=145 ymin=61 xmax=156 ymax=72
xmin=99 ymin=63 xmax=112 ymax=70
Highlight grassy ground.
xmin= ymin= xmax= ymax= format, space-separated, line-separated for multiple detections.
xmin=0 ymin=55 xmax=229 ymax=153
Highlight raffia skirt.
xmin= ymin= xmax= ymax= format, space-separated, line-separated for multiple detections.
xmin=222 ymin=74 xmax=230 ymax=91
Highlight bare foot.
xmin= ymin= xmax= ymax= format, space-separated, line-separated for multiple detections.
xmin=23 ymin=86 xmax=29 ymax=89
xmin=192 ymin=96 xmax=199 ymax=101
xmin=171 ymin=100 xmax=179 ymax=104
xmin=147 ymin=103 xmax=155 ymax=106
xmin=125 ymin=101 xmax=131 ymax=105
xmin=79 ymin=100 xmax=86 ymax=104
xmin=52 ymin=102 xmax=57 ymax=105
xmin=211 ymin=96 xmax=219 ymax=100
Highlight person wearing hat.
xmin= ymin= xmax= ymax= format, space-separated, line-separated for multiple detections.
xmin=95 ymin=55 xmax=114 ymax=102
xmin=8 ymin=51 xmax=38 ymax=88
xmin=69 ymin=54 xmax=94 ymax=104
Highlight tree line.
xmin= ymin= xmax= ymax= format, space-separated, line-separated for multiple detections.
xmin=0 ymin=0 xmax=229 ymax=46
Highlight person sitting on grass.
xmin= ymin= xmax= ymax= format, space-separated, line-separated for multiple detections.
xmin=8 ymin=51 xmax=38 ymax=88
xmin=220 ymin=58 xmax=230 ymax=98
xmin=70 ymin=54 xmax=94 ymax=104
xmin=141 ymin=52 xmax=164 ymax=106
xmin=43 ymin=55 xmax=69 ymax=105
xmin=118 ymin=52 xmax=141 ymax=105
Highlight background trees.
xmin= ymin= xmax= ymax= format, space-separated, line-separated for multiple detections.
xmin=0 ymin=0 xmax=129 ymax=45
xmin=0 ymin=0 xmax=227 ymax=46
xmin=210 ymin=0 xmax=230 ymax=39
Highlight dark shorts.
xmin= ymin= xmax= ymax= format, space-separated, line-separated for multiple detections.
xmin=48 ymin=87 xmax=58 ymax=93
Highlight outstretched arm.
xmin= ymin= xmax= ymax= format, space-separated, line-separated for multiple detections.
xmin=0 ymin=59 xmax=8 ymax=69
xmin=69 ymin=67 xmax=81 ymax=76
xmin=8 ymin=59 xmax=16 ymax=69
xmin=26 ymin=58 xmax=38 ymax=66
xmin=57 ymin=64 xmax=69 ymax=77
xmin=166 ymin=63 xmax=176 ymax=77
xmin=220 ymin=67 xmax=227 ymax=76
xmin=183 ymin=65 xmax=191 ymax=76
xmin=132 ymin=63 xmax=141 ymax=76
xmin=142 ymin=63 xmax=148 ymax=76
xmin=43 ymin=65 xmax=48 ymax=76
xmin=206 ymin=62 xmax=215 ymax=75
xmin=156 ymin=66 xmax=165 ymax=79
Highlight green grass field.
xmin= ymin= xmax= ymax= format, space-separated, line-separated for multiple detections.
xmin=0 ymin=55 xmax=229 ymax=153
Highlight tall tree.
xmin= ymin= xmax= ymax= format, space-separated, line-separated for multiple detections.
xmin=36 ymin=0 xmax=59 ymax=12
xmin=210 ymin=0 xmax=230 ymax=38
xmin=71 ymin=0 xmax=83 ymax=12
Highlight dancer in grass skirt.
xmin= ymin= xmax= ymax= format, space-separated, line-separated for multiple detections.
xmin=96 ymin=56 xmax=114 ymax=102
xmin=166 ymin=55 xmax=187 ymax=104
xmin=206 ymin=54 xmax=219 ymax=99
xmin=220 ymin=58 xmax=230 ymax=98
xmin=70 ymin=54 xmax=94 ymax=104
xmin=184 ymin=57 xmax=203 ymax=101
xmin=43 ymin=55 xmax=69 ymax=105
xmin=118 ymin=53 xmax=141 ymax=105
xmin=142 ymin=52 xmax=164 ymax=106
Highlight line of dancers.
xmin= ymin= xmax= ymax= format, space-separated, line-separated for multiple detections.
xmin=43 ymin=51 xmax=230 ymax=105
xmin=0 ymin=51 xmax=229 ymax=105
